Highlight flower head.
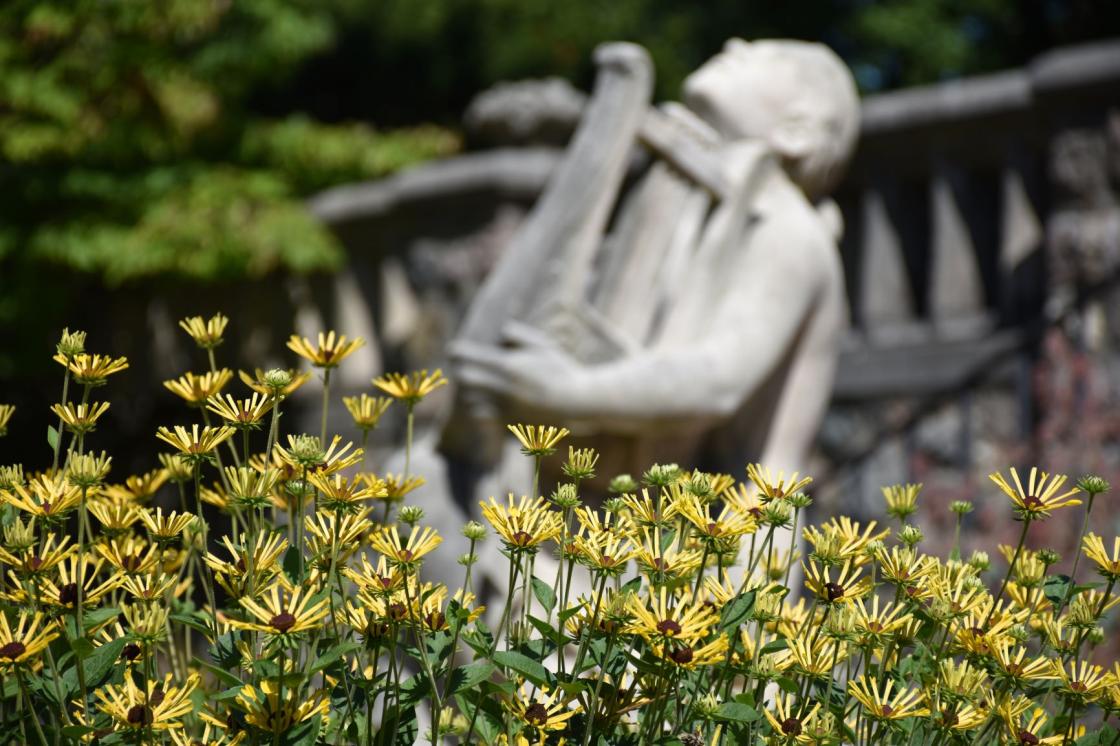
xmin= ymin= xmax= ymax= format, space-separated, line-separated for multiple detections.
xmin=0 ymin=405 xmax=14 ymax=437
xmin=179 ymin=313 xmax=229 ymax=349
xmin=206 ymin=393 xmax=273 ymax=429
xmin=232 ymin=584 xmax=330 ymax=638
xmin=96 ymin=673 xmax=199 ymax=731
xmin=342 ymin=394 xmax=392 ymax=433
xmin=882 ymin=483 xmax=921 ymax=521
xmin=51 ymin=401 xmax=110 ymax=435
xmin=0 ymin=611 xmax=59 ymax=669
xmin=373 ymin=369 xmax=447 ymax=405
xmin=848 ymin=675 xmax=929 ymax=720
xmin=507 ymin=423 xmax=570 ymax=458
xmin=990 ymin=467 xmax=1081 ymax=520
xmin=156 ymin=424 xmax=236 ymax=462
xmin=369 ymin=525 xmax=442 ymax=568
xmin=746 ymin=463 xmax=812 ymax=502
xmin=480 ymin=494 xmax=563 ymax=553
xmin=287 ymin=331 xmax=364 ymax=368
xmin=239 ymin=368 xmax=311 ymax=397
xmin=504 ymin=682 xmax=580 ymax=736
xmin=54 ymin=353 xmax=129 ymax=386
xmin=164 ymin=370 xmax=234 ymax=406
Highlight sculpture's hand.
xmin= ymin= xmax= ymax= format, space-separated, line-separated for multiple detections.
xmin=450 ymin=321 xmax=585 ymax=412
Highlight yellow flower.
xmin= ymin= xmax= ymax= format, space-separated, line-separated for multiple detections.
xmin=504 ymin=682 xmax=580 ymax=735
xmin=204 ymin=531 xmax=289 ymax=600
xmin=851 ymin=596 xmax=912 ymax=645
xmin=343 ymin=555 xmax=404 ymax=596
xmin=39 ymin=556 xmax=121 ymax=609
xmin=634 ymin=528 xmax=703 ymax=582
xmin=94 ymin=536 xmax=162 ymax=575
xmin=179 ymin=313 xmax=229 ymax=349
xmin=342 ymin=394 xmax=392 ymax=432
xmin=652 ymin=634 xmax=730 ymax=669
xmin=0 ymin=404 xmax=12 ymax=437
xmin=804 ymin=559 xmax=872 ymax=604
xmin=206 ymin=393 xmax=273 ymax=429
xmin=763 ymin=693 xmax=821 ymax=744
xmin=51 ymin=401 xmax=110 ymax=435
xmin=932 ymin=703 xmax=987 ymax=732
xmin=119 ymin=573 xmax=178 ymax=602
xmin=236 ymin=681 xmax=329 ymax=733
xmin=991 ymin=642 xmax=1058 ymax=684
xmin=89 ymin=501 xmax=140 ymax=533
xmin=101 ymin=469 xmax=170 ymax=503
xmin=373 ymin=369 xmax=447 ymax=405
xmin=5 ymin=474 xmax=82 ymax=520
xmin=1054 ymin=659 xmax=1112 ymax=704
xmin=507 ymin=423 xmax=570 ymax=457
xmin=989 ymin=466 xmax=1081 ymax=519
xmin=1083 ymin=533 xmax=1120 ymax=580
xmin=746 ymin=463 xmax=812 ymax=501
xmin=96 ymin=673 xmax=199 ymax=731
xmin=675 ymin=493 xmax=756 ymax=540
xmin=480 ymin=494 xmax=563 ymax=552
xmin=239 ymin=368 xmax=311 ymax=397
xmin=784 ymin=634 xmax=848 ymax=678
xmin=380 ymin=473 xmax=426 ymax=502
xmin=572 ymin=527 xmax=637 ymax=574
xmin=54 ymin=353 xmax=129 ymax=386
xmin=156 ymin=424 xmax=236 ymax=460
xmin=308 ymin=472 xmax=385 ymax=513
xmin=1002 ymin=708 xmax=1064 ymax=745
xmin=303 ymin=511 xmax=373 ymax=569
xmin=232 ymin=584 xmax=330 ymax=637
xmin=626 ymin=586 xmax=718 ymax=643
xmin=163 ymin=370 xmax=234 ymax=405
xmin=0 ymin=610 xmax=59 ymax=669
xmin=369 ymin=524 xmax=442 ymax=568
xmin=287 ymin=331 xmax=365 ymax=368
xmin=848 ymin=675 xmax=929 ymax=720
xmin=139 ymin=508 xmax=196 ymax=540
xmin=0 ymin=534 xmax=75 ymax=576
xmin=882 ymin=482 xmax=921 ymax=520
xmin=274 ymin=434 xmax=363 ymax=475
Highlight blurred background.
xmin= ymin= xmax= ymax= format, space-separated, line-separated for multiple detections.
xmin=1 ymin=0 xmax=1120 ymax=561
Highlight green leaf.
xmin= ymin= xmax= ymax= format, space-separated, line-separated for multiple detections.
xmin=170 ymin=611 xmax=212 ymax=635
xmin=280 ymin=715 xmax=321 ymax=746
xmin=620 ymin=576 xmax=643 ymax=596
xmin=718 ymin=590 xmax=756 ymax=633
xmin=283 ymin=545 xmax=303 ymax=584
xmin=192 ymin=656 xmax=244 ymax=688
xmin=532 ymin=576 xmax=556 ymax=611
xmin=63 ymin=637 xmax=127 ymax=698
xmin=1044 ymin=575 xmax=1072 ymax=605
xmin=527 ymin=614 xmax=565 ymax=646
xmin=398 ymin=673 xmax=431 ymax=707
xmin=61 ymin=725 xmax=96 ymax=739
xmin=760 ymin=638 xmax=789 ymax=654
xmin=210 ymin=632 xmax=240 ymax=668
xmin=70 ymin=637 xmax=95 ymax=659
xmin=47 ymin=425 xmax=59 ymax=451
xmin=447 ymin=661 xmax=495 ymax=696
xmin=493 ymin=650 xmax=553 ymax=688
xmin=309 ymin=641 xmax=362 ymax=677
xmin=715 ymin=701 xmax=760 ymax=723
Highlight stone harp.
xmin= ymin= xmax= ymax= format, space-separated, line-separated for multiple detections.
xmin=440 ymin=42 xmax=764 ymax=464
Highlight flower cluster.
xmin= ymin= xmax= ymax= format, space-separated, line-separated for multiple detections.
xmin=0 ymin=318 xmax=1117 ymax=746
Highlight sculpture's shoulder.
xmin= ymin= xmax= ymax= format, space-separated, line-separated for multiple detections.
xmin=745 ymin=169 xmax=843 ymax=285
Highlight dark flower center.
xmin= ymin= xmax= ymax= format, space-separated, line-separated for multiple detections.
xmin=941 ymin=708 xmax=958 ymax=727
xmin=524 ymin=702 xmax=549 ymax=726
xmin=1023 ymin=496 xmax=1043 ymax=510
xmin=127 ymin=705 xmax=153 ymax=726
xmin=398 ymin=549 xmax=414 ymax=562
xmin=378 ymin=576 xmax=394 ymax=589
xmin=867 ymin=621 xmax=883 ymax=633
xmin=388 ymin=603 xmax=407 ymax=620
xmin=599 ymin=554 xmax=615 ymax=567
xmin=41 ymin=501 xmax=53 ymax=514
xmin=657 ymin=619 xmax=682 ymax=636
xmin=122 ymin=554 xmax=143 ymax=571
xmin=27 ymin=556 xmax=43 ymax=572
xmin=706 ymin=522 xmax=722 ymax=536
xmin=59 ymin=582 xmax=79 ymax=606
xmin=1071 ymin=681 xmax=1087 ymax=692
xmin=1019 ymin=731 xmax=1040 ymax=745
xmin=149 ymin=686 xmax=165 ymax=707
xmin=651 ymin=558 xmax=669 ymax=571
xmin=669 ymin=645 xmax=694 ymax=665
xmin=426 ymin=612 xmax=446 ymax=629
xmin=880 ymin=705 xmax=894 ymax=717
xmin=0 ymin=641 xmax=26 ymax=659
xmin=781 ymin=717 xmax=802 ymax=736
xmin=511 ymin=531 xmax=534 ymax=547
xmin=824 ymin=582 xmax=845 ymax=601
xmin=122 ymin=643 xmax=141 ymax=661
xmin=269 ymin=612 xmax=296 ymax=632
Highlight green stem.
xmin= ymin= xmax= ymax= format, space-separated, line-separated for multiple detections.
xmin=986 ymin=517 xmax=1031 ymax=627
xmin=320 ymin=368 xmax=332 ymax=444
xmin=404 ymin=403 xmax=415 ymax=479
xmin=16 ymin=668 xmax=48 ymax=746
xmin=51 ymin=367 xmax=71 ymax=473
xmin=1056 ymin=492 xmax=1096 ymax=620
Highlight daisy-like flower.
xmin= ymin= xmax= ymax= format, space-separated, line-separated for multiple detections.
xmin=102 ymin=468 xmax=170 ymax=503
xmin=480 ymin=494 xmax=564 ymax=553
xmin=764 ymin=693 xmax=822 ymax=744
xmin=990 ymin=466 xmax=1081 ymax=519
xmin=40 ymin=556 xmax=121 ymax=609
xmin=156 ymin=424 xmax=236 ymax=463
xmin=746 ymin=463 xmax=812 ymax=502
xmin=506 ymin=423 xmax=570 ymax=458
xmin=179 ymin=313 xmax=229 ymax=349
xmin=288 ymin=331 xmax=365 ymax=368
xmin=222 ymin=466 xmax=282 ymax=512
xmin=206 ymin=393 xmax=273 ymax=429
xmin=804 ymin=559 xmax=872 ymax=604
xmin=851 ymin=596 xmax=912 ymax=646
xmin=239 ymin=368 xmax=312 ymax=397
xmin=236 ymin=682 xmax=329 ymax=733
xmin=308 ymin=472 xmax=386 ymax=513
xmin=1083 ymin=533 xmax=1120 ymax=580
xmin=369 ymin=524 xmax=442 ymax=569
xmin=95 ymin=536 xmax=162 ymax=575
xmin=119 ymin=573 xmax=178 ymax=602
xmin=0 ymin=533 xmax=75 ymax=576
xmin=675 ymin=494 xmax=756 ymax=541
xmin=0 ymin=610 xmax=59 ymax=669
xmin=652 ymin=633 xmax=730 ymax=669
xmin=163 ymin=370 xmax=234 ymax=406
xmin=1055 ymin=660 xmax=1113 ymax=704
xmin=5 ymin=474 xmax=82 ymax=521
xmin=139 ymin=508 xmax=196 ymax=541
xmin=572 ymin=527 xmax=637 ymax=575
xmin=0 ymin=405 xmax=13 ymax=437
xmin=991 ymin=642 xmax=1058 ymax=685
xmin=1002 ymin=708 xmax=1064 ymax=745
xmin=932 ymin=703 xmax=987 ymax=733
xmin=848 ymin=675 xmax=929 ymax=720
xmin=938 ymin=659 xmax=989 ymax=700
xmin=380 ymin=473 xmax=426 ymax=503
xmin=50 ymin=401 xmax=110 ymax=436
xmin=274 ymin=434 xmax=362 ymax=475
xmin=89 ymin=501 xmax=140 ymax=534
xmin=344 ymin=555 xmax=404 ymax=596
xmin=626 ymin=586 xmax=719 ymax=643
xmin=504 ymin=682 xmax=580 ymax=736
xmin=96 ymin=673 xmax=199 ymax=732
xmin=54 ymin=353 xmax=129 ymax=386
xmin=204 ymin=531 xmax=288 ymax=599
xmin=342 ymin=394 xmax=392 ymax=433
xmin=372 ymin=369 xmax=447 ymax=405
xmin=232 ymin=584 xmax=330 ymax=637
xmin=159 ymin=453 xmax=194 ymax=483
xmin=882 ymin=483 xmax=921 ymax=521
xmin=304 ymin=511 xmax=373 ymax=570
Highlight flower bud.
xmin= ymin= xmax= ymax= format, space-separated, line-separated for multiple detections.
xmin=608 ymin=474 xmax=638 ymax=494
xmin=263 ymin=368 xmax=294 ymax=393
xmin=1038 ymin=549 xmax=1060 ymax=567
xmin=968 ymin=550 xmax=990 ymax=572
xmin=56 ymin=328 xmax=87 ymax=358
xmin=398 ymin=505 xmax=424 ymax=525
xmin=950 ymin=500 xmax=974 ymax=515
xmin=642 ymin=463 xmax=681 ymax=488
xmin=551 ymin=483 xmax=582 ymax=510
xmin=900 ymin=524 xmax=923 ymax=547
xmin=1078 ymin=475 xmax=1110 ymax=495
xmin=786 ymin=491 xmax=813 ymax=510
xmin=461 ymin=521 xmax=487 ymax=541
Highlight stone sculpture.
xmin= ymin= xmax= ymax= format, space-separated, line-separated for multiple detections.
xmin=405 ymin=39 xmax=861 ymax=596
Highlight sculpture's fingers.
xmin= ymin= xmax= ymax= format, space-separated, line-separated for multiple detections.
xmin=501 ymin=320 xmax=559 ymax=351
xmin=448 ymin=341 xmax=514 ymax=393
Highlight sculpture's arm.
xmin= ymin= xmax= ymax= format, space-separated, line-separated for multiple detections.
xmin=453 ymin=215 xmax=830 ymax=433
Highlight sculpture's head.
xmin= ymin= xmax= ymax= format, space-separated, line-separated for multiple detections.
xmin=683 ymin=39 xmax=860 ymax=199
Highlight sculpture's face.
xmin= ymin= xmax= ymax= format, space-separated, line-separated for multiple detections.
xmin=682 ymin=39 xmax=790 ymax=142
